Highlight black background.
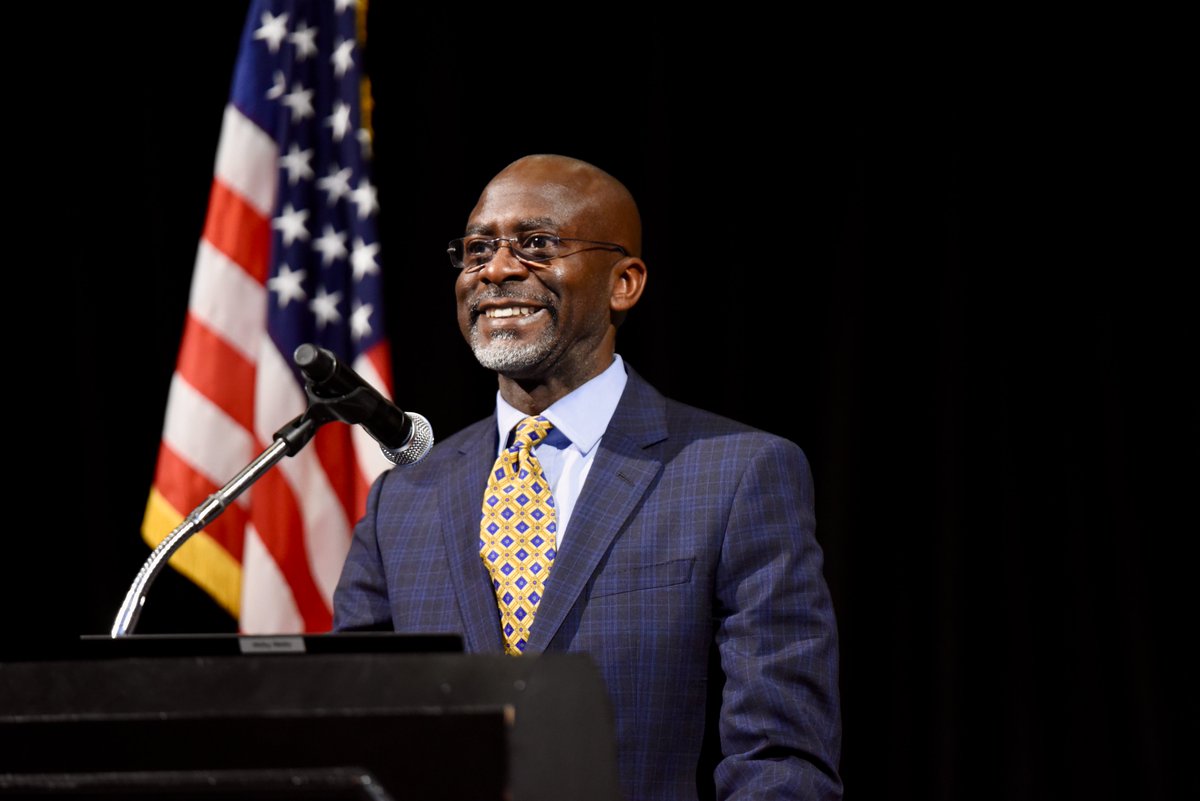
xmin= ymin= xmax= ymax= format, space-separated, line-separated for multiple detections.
xmin=33 ymin=5 xmax=1194 ymax=800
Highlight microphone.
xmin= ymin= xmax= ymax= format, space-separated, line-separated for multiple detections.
xmin=293 ymin=344 xmax=434 ymax=466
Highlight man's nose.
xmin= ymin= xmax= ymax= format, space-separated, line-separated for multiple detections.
xmin=476 ymin=241 xmax=530 ymax=283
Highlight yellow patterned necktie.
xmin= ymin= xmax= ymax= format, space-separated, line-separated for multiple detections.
xmin=479 ymin=415 xmax=559 ymax=655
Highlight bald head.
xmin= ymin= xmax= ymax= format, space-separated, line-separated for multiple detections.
xmin=470 ymin=155 xmax=642 ymax=257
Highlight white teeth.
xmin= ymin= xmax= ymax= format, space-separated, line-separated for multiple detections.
xmin=485 ymin=307 xmax=536 ymax=318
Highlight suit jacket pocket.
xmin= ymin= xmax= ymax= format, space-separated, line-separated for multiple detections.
xmin=590 ymin=557 xmax=695 ymax=599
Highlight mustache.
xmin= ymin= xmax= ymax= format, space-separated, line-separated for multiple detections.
xmin=468 ymin=287 xmax=558 ymax=320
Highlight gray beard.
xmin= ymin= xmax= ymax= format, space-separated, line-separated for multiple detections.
xmin=469 ymin=326 xmax=557 ymax=374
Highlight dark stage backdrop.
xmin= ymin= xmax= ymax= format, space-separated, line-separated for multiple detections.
xmin=47 ymin=6 xmax=1190 ymax=801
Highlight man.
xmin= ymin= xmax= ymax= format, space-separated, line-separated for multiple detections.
xmin=333 ymin=155 xmax=842 ymax=799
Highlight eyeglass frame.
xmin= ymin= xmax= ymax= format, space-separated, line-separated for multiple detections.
xmin=447 ymin=234 xmax=629 ymax=272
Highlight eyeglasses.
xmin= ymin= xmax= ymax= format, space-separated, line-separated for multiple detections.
xmin=447 ymin=233 xmax=628 ymax=272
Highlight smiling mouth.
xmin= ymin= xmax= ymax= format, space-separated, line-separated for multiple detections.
xmin=469 ymin=288 xmax=557 ymax=327
xmin=483 ymin=307 xmax=540 ymax=319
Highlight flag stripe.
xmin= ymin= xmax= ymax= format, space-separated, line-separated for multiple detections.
xmin=314 ymin=424 xmax=359 ymax=542
xmin=188 ymin=241 xmax=267 ymax=363
xmin=240 ymin=525 xmax=304 ymax=633
xmin=176 ymin=315 xmax=257 ymax=432
xmin=252 ymin=330 xmax=307 ymax=439
xmin=162 ymin=373 xmax=257 ymax=490
xmin=201 ymin=179 xmax=273 ymax=284
xmin=248 ymin=465 xmax=332 ymax=630
xmin=214 ymin=104 xmax=278 ymax=217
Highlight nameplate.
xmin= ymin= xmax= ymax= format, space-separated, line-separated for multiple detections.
xmin=238 ymin=636 xmax=306 ymax=654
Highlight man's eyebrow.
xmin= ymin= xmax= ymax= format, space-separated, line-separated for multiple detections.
xmin=464 ymin=217 xmax=560 ymax=238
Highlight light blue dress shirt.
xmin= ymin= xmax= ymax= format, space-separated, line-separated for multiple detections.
xmin=494 ymin=354 xmax=628 ymax=551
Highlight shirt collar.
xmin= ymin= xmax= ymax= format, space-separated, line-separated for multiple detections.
xmin=495 ymin=354 xmax=628 ymax=455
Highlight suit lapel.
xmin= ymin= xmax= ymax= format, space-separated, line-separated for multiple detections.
xmin=439 ymin=420 xmax=505 ymax=653
xmin=525 ymin=368 xmax=668 ymax=653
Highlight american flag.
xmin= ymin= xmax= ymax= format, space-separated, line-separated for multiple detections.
xmin=143 ymin=0 xmax=394 ymax=633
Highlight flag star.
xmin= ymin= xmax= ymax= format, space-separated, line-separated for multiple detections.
xmin=351 ymin=300 xmax=374 ymax=341
xmin=279 ymin=143 xmax=314 ymax=186
xmin=334 ymin=0 xmax=355 ymax=13
xmin=350 ymin=237 xmax=381 ymax=280
xmin=313 ymin=225 xmax=348 ymax=266
xmin=273 ymin=203 xmax=310 ymax=246
xmin=282 ymin=83 xmax=315 ymax=121
xmin=267 ymin=263 xmax=307 ymax=308
xmin=350 ymin=178 xmax=379 ymax=220
xmin=326 ymin=101 xmax=353 ymax=143
xmin=310 ymin=286 xmax=343 ymax=329
xmin=331 ymin=38 xmax=355 ymax=78
xmin=266 ymin=70 xmax=286 ymax=100
xmin=357 ymin=128 xmax=373 ymax=160
xmin=254 ymin=11 xmax=289 ymax=53
xmin=288 ymin=21 xmax=318 ymax=61
xmin=317 ymin=165 xmax=353 ymax=205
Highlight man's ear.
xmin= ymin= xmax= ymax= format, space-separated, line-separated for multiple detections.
xmin=610 ymin=257 xmax=647 ymax=314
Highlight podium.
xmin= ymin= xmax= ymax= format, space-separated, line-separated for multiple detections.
xmin=0 ymin=636 xmax=623 ymax=800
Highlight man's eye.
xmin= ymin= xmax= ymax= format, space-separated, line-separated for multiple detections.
xmin=465 ymin=239 xmax=492 ymax=256
xmin=521 ymin=234 xmax=558 ymax=252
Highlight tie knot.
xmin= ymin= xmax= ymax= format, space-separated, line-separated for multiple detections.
xmin=511 ymin=415 xmax=554 ymax=452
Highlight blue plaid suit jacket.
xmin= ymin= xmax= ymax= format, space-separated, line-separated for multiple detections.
xmin=334 ymin=366 xmax=843 ymax=800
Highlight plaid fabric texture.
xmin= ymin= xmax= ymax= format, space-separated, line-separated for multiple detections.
xmin=334 ymin=366 xmax=842 ymax=800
